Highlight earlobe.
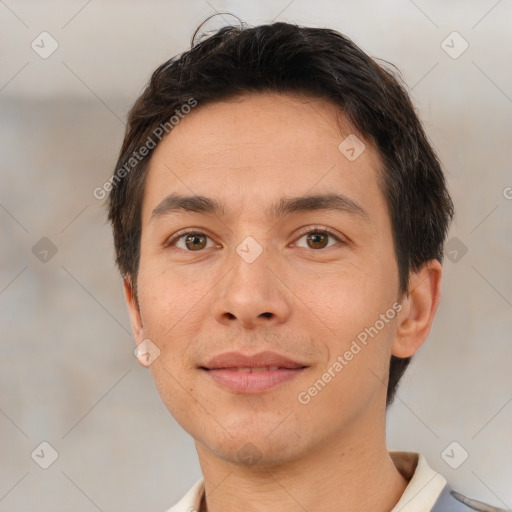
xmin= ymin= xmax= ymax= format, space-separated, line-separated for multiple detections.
xmin=392 ymin=260 xmax=443 ymax=358
xmin=123 ymin=276 xmax=146 ymax=343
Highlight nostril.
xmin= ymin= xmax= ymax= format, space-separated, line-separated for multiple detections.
xmin=260 ymin=312 xmax=273 ymax=318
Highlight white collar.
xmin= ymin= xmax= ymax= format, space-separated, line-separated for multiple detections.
xmin=389 ymin=452 xmax=447 ymax=511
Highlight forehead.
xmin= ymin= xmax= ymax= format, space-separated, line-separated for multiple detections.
xmin=141 ymin=92 xmax=386 ymax=224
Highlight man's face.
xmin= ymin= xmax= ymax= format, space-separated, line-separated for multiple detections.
xmin=128 ymin=92 xmax=403 ymax=466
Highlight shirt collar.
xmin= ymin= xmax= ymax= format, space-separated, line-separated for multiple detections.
xmin=389 ymin=451 xmax=447 ymax=512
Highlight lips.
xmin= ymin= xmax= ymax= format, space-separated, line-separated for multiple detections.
xmin=222 ymin=366 xmax=281 ymax=372
xmin=200 ymin=351 xmax=308 ymax=393
xmin=201 ymin=350 xmax=307 ymax=371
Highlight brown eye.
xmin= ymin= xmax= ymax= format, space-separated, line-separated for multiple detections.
xmin=306 ymin=232 xmax=330 ymax=249
xmin=166 ymin=231 xmax=215 ymax=251
xmin=294 ymin=228 xmax=342 ymax=250
xmin=184 ymin=233 xmax=207 ymax=250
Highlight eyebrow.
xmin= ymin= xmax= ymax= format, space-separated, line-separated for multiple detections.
xmin=150 ymin=192 xmax=369 ymax=223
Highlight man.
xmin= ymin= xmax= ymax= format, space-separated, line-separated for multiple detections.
xmin=107 ymin=20 xmax=503 ymax=512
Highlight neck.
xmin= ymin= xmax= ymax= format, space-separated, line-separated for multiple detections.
xmin=195 ymin=410 xmax=408 ymax=512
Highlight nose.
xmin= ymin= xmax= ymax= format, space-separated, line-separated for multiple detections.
xmin=211 ymin=246 xmax=292 ymax=330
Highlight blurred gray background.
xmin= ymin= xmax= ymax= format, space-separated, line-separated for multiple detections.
xmin=1 ymin=1 xmax=511 ymax=511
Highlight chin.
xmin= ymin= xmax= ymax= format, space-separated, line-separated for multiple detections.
xmin=197 ymin=426 xmax=306 ymax=468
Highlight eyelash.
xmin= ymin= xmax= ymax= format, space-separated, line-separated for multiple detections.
xmin=164 ymin=226 xmax=346 ymax=251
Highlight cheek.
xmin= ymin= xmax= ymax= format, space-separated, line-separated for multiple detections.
xmin=149 ymin=361 xmax=200 ymax=437
xmin=136 ymin=262 xmax=205 ymax=338
xmin=305 ymin=261 xmax=393 ymax=332
xmin=300 ymin=258 xmax=399 ymax=388
xmin=298 ymin=318 xmax=397 ymax=424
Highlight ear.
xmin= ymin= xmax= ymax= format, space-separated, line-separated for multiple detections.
xmin=123 ymin=276 xmax=149 ymax=367
xmin=392 ymin=259 xmax=443 ymax=358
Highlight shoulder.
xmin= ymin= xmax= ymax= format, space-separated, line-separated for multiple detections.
xmin=431 ymin=485 xmax=509 ymax=512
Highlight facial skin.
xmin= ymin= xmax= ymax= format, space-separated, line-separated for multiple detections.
xmin=124 ymin=92 xmax=443 ymax=512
